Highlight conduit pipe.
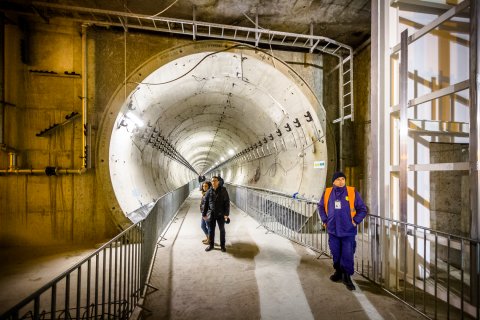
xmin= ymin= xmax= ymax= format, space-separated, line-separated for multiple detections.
xmin=0 ymin=167 xmax=86 ymax=175
xmin=82 ymin=23 xmax=91 ymax=170
xmin=0 ymin=13 xmax=5 ymax=148
xmin=8 ymin=152 xmax=15 ymax=170
xmin=0 ymin=24 xmax=90 ymax=175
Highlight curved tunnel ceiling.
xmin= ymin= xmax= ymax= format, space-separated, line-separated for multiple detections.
xmin=103 ymin=42 xmax=330 ymax=217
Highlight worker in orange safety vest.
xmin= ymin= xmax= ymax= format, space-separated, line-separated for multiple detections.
xmin=318 ymin=171 xmax=368 ymax=290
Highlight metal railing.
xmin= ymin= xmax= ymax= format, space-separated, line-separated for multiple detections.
xmin=0 ymin=180 xmax=196 ymax=320
xmin=226 ymin=183 xmax=480 ymax=320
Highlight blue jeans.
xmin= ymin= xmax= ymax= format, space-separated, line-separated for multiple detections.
xmin=201 ymin=217 xmax=209 ymax=236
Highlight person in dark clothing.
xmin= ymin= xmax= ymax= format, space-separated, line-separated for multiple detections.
xmin=318 ymin=171 xmax=368 ymax=290
xmin=202 ymin=176 xmax=230 ymax=252
xmin=200 ymin=181 xmax=212 ymax=244
xmin=198 ymin=175 xmax=206 ymax=191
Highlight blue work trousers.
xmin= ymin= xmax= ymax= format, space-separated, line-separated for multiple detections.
xmin=328 ymin=234 xmax=356 ymax=275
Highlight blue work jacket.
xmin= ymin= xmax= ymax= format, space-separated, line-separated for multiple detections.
xmin=318 ymin=186 xmax=368 ymax=237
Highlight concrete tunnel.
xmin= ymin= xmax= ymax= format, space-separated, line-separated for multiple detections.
xmin=2 ymin=1 xmax=479 ymax=319
xmin=100 ymin=41 xmax=332 ymax=224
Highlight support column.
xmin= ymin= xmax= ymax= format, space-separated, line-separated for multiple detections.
xmin=399 ymin=30 xmax=408 ymax=224
xmin=470 ymin=0 xmax=480 ymax=243
xmin=469 ymin=0 xmax=480 ymax=311
xmin=371 ymin=0 xmax=389 ymax=286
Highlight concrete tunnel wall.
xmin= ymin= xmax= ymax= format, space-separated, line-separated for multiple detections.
xmin=0 ymin=17 xmax=370 ymax=246
xmin=101 ymin=42 xmax=331 ymax=215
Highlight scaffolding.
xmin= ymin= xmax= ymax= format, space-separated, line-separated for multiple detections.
xmin=372 ymin=0 xmax=479 ymax=318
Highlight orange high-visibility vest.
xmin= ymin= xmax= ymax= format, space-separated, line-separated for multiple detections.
xmin=324 ymin=186 xmax=357 ymax=220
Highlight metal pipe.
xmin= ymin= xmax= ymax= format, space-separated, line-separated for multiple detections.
xmin=1 ymin=169 xmax=45 ymax=174
xmin=56 ymin=168 xmax=87 ymax=174
xmin=82 ymin=24 xmax=90 ymax=169
xmin=0 ymin=13 xmax=4 ymax=146
xmin=0 ymin=167 xmax=86 ymax=175
xmin=8 ymin=152 xmax=16 ymax=170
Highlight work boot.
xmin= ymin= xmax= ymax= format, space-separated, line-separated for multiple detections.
xmin=202 ymin=236 xmax=209 ymax=244
xmin=343 ymin=273 xmax=356 ymax=290
xmin=329 ymin=269 xmax=342 ymax=282
xmin=205 ymin=245 xmax=214 ymax=252
xmin=221 ymin=246 xmax=226 ymax=252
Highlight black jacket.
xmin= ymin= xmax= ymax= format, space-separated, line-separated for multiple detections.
xmin=200 ymin=191 xmax=209 ymax=213
xmin=202 ymin=186 xmax=230 ymax=219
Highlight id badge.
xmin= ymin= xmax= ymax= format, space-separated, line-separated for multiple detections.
xmin=335 ymin=200 xmax=341 ymax=209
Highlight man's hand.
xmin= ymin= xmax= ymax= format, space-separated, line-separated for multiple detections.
xmin=203 ymin=216 xmax=208 ymax=221
xmin=224 ymin=215 xmax=228 ymax=221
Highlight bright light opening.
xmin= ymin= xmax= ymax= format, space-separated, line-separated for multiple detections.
xmin=228 ymin=149 xmax=235 ymax=156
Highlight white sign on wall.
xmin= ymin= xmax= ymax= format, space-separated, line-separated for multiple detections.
xmin=313 ymin=161 xmax=325 ymax=169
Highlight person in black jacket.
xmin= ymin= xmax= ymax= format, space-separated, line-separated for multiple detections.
xmin=202 ymin=176 xmax=230 ymax=252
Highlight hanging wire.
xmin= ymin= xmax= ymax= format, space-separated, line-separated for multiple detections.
xmin=146 ymin=0 xmax=179 ymax=18
xmin=122 ymin=0 xmax=179 ymax=18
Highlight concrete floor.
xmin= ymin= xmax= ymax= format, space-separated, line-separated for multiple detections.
xmin=141 ymin=191 xmax=425 ymax=320
xmin=0 ymin=243 xmax=99 ymax=315
xmin=0 ymin=190 xmax=427 ymax=319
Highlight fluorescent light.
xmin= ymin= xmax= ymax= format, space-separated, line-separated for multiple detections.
xmin=228 ymin=149 xmax=235 ymax=156
xmin=125 ymin=112 xmax=144 ymax=127
xmin=220 ymin=157 xmax=225 ymax=161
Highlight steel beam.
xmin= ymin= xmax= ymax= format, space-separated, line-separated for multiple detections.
xmin=408 ymin=162 xmax=469 ymax=171
xmin=409 ymin=80 xmax=469 ymax=107
xmin=392 ymin=0 xmax=470 ymax=53
xmin=391 ymin=0 xmax=468 ymax=16
xmin=399 ymin=30 xmax=408 ymax=223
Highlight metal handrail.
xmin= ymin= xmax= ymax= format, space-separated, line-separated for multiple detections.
xmin=226 ymin=183 xmax=480 ymax=320
xmin=227 ymin=182 xmax=319 ymax=204
xmin=0 ymin=180 xmax=197 ymax=320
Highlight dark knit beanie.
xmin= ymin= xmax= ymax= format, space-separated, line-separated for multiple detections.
xmin=332 ymin=171 xmax=346 ymax=183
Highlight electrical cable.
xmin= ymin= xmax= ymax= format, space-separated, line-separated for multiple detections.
xmin=128 ymin=44 xmax=247 ymax=86
xmin=149 ymin=0 xmax=179 ymax=18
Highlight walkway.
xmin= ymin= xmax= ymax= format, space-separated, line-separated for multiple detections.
xmin=141 ymin=191 xmax=424 ymax=320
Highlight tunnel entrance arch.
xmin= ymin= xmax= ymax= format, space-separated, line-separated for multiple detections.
xmin=97 ymin=40 xmax=333 ymax=226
